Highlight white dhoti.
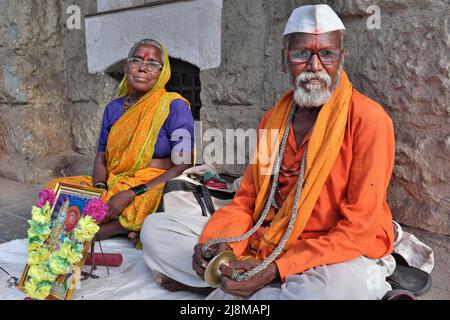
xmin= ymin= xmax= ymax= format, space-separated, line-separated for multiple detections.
xmin=141 ymin=212 xmax=396 ymax=300
xmin=141 ymin=212 xmax=210 ymax=288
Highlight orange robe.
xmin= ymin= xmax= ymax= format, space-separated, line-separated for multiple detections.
xmin=200 ymin=89 xmax=395 ymax=282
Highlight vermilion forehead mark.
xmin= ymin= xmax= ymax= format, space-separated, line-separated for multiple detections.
xmin=311 ymin=34 xmax=318 ymax=51
xmin=136 ymin=46 xmax=161 ymax=63
xmin=142 ymin=51 xmax=151 ymax=60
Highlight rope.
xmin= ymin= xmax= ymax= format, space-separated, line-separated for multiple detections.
xmin=202 ymin=104 xmax=311 ymax=281
xmin=232 ymin=142 xmax=308 ymax=281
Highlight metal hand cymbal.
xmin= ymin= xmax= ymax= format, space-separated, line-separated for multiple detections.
xmin=204 ymin=250 xmax=237 ymax=287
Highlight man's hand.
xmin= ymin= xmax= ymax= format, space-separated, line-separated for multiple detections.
xmin=192 ymin=242 xmax=231 ymax=279
xmin=106 ymin=190 xmax=136 ymax=220
xmin=220 ymin=259 xmax=280 ymax=298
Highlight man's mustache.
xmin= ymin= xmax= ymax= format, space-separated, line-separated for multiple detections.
xmin=295 ymin=71 xmax=332 ymax=88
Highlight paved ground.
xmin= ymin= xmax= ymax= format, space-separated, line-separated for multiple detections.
xmin=0 ymin=177 xmax=448 ymax=300
xmin=0 ymin=178 xmax=43 ymax=243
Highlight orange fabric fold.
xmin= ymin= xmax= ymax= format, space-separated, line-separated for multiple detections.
xmin=199 ymin=80 xmax=395 ymax=280
xmin=249 ymin=71 xmax=353 ymax=259
xmin=45 ymin=169 xmax=165 ymax=231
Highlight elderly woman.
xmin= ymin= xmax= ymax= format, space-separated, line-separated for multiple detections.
xmin=46 ymin=39 xmax=194 ymax=241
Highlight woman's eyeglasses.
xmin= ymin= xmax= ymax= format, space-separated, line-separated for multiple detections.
xmin=127 ymin=57 xmax=163 ymax=72
xmin=286 ymin=48 xmax=342 ymax=65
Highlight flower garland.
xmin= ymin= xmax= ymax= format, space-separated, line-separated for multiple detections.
xmin=24 ymin=189 xmax=108 ymax=300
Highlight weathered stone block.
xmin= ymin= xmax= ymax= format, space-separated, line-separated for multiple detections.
xmin=0 ymin=0 xmax=116 ymax=183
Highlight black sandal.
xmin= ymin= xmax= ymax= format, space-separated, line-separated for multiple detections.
xmin=386 ymin=253 xmax=432 ymax=296
xmin=382 ymin=289 xmax=416 ymax=300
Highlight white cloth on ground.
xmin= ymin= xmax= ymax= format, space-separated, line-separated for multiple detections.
xmin=394 ymin=229 xmax=435 ymax=274
xmin=0 ymin=238 xmax=203 ymax=300
xmin=142 ymin=212 xmax=396 ymax=300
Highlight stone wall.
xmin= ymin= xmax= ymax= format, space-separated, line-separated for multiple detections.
xmin=200 ymin=0 xmax=449 ymax=235
xmin=0 ymin=0 xmax=448 ymax=235
xmin=0 ymin=0 xmax=116 ymax=182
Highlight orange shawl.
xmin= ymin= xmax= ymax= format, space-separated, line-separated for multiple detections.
xmin=251 ymin=71 xmax=353 ymax=259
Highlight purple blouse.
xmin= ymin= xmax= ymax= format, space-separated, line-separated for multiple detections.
xmin=98 ymin=97 xmax=195 ymax=158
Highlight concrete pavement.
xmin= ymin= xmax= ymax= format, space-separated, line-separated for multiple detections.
xmin=0 ymin=178 xmax=42 ymax=243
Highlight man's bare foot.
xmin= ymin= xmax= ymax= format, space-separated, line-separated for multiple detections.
xmin=154 ymin=274 xmax=214 ymax=295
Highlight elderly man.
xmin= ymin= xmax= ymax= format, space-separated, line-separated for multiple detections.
xmin=141 ymin=4 xmax=396 ymax=299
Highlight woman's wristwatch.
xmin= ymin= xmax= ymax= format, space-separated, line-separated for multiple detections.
xmin=94 ymin=181 xmax=108 ymax=190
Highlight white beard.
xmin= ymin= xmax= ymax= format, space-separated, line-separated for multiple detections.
xmin=292 ymin=61 xmax=344 ymax=109
xmin=293 ymin=83 xmax=332 ymax=108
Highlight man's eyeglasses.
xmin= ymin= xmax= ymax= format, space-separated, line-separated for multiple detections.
xmin=286 ymin=48 xmax=342 ymax=65
xmin=127 ymin=57 xmax=163 ymax=72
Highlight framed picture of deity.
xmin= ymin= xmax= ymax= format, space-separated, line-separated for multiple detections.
xmin=18 ymin=183 xmax=106 ymax=300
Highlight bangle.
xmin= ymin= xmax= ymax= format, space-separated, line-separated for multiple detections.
xmin=94 ymin=181 xmax=107 ymax=190
xmin=130 ymin=184 xmax=148 ymax=196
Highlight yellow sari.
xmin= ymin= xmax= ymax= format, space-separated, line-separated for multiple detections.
xmin=47 ymin=44 xmax=189 ymax=231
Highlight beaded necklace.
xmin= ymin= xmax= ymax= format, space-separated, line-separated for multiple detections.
xmin=124 ymin=96 xmax=133 ymax=113
xmin=202 ymin=105 xmax=313 ymax=282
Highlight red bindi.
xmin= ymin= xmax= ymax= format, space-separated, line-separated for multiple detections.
xmin=142 ymin=52 xmax=150 ymax=61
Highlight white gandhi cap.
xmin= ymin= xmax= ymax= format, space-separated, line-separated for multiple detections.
xmin=283 ymin=4 xmax=345 ymax=36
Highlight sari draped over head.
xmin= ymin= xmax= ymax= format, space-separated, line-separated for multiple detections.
xmin=46 ymin=41 xmax=190 ymax=231
xmin=249 ymin=71 xmax=353 ymax=259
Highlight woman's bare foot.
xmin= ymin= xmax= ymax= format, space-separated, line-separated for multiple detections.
xmin=154 ymin=274 xmax=214 ymax=295
xmin=96 ymin=220 xmax=129 ymax=241
xmin=128 ymin=231 xmax=140 ymax=246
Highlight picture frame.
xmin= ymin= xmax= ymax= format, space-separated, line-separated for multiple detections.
xmin=18 ymin=183 xmax=105 ymax=300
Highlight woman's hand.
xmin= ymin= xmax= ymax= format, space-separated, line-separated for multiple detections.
xmin=220 ymin=260 xmax=280 ymax=298
xmin=106 ymin=190 xmax=136 ymax=220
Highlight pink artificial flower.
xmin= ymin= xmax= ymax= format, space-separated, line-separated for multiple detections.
xmin=83 ymin=199 xmax=108 ymax=223
xmin=36 ymin=188 xmax=56 ymax=208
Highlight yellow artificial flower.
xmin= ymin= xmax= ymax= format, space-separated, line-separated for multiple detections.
xmin=24 ymin=279 xmax=39 ymax=298
xmin=28 ymin=264 xmax=57 ymax=283
xmin=31 ymin=206 xmax=51 ymax=224
xmin=42 ymin=202 xmax=52 ymax=215
xmin=28 ymin=242 xmax=43 ymax=253
xmin=25 ymin=279 xmax=52 ymax=300
xmin=49 ymin=254 xmax=69 ymax=275
xmin=74 ymin=216 xmax=99 ymax=243
xmin=59 ymin=241 xmax=83 ymax=265
xmin=27 ymin=222 xmax=51 ymax=242
xmin=28 ymin=248 xmax=50 ymax=266
xmin=34 ymin=283 xmax=52 ymax=300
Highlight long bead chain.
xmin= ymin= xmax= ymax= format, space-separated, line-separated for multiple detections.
xmin=201 ymin=104 xmax=311 ymax=281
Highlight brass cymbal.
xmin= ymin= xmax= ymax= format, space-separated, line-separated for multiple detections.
xmin=204 ymin=250 xmax=237 ymax=287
